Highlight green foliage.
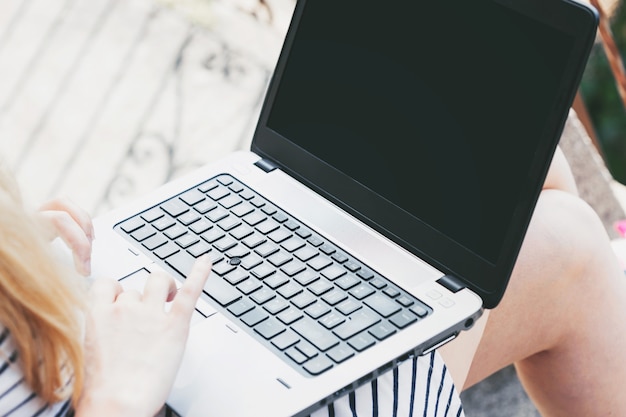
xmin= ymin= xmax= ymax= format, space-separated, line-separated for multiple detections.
xmin=580 ymin=3 xmax=626 ymax=184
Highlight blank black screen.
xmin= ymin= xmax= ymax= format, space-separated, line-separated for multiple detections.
xmin=267 ymin=0 xmax=574 ymax=263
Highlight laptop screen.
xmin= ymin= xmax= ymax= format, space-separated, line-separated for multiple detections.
xmin=254 ymin=0 xmax=597 ymax=307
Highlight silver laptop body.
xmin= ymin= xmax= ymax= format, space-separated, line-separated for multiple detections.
xmin=90 ymin=0 xmax=597 ymax=415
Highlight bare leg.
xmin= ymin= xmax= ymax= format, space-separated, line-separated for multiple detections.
xmin=462 ymin=189 xmax=626 ymax=416
xmin=440 ymin=146 xmax=626 ymax=415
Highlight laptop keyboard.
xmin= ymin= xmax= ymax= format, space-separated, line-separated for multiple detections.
xmin=115 ymin=174 xmax=432 ymax=377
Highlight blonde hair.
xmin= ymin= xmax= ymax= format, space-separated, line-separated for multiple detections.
xmin=0 ymin=167 xmax=85 ymax=406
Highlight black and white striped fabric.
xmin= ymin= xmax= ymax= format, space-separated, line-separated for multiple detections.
xmin=0 ymin=326 xmax=71 ymax=417
xmin=311 ymin=351 xmax=464 ymax=417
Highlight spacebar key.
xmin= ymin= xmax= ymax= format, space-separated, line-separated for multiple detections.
xmin=203 ymin=275 xmax=242 ymax=307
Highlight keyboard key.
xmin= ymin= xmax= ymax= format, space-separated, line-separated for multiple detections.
xmin=335 ymin=275 xmax=360 ymax=290
xmin=217 ymin=216 xmax=241 ymax=232
xmin=165 ymin=250 xmax=196 ymax=277
xmin=272 ymin=330 xmax=300 ymax=350
xmin=231 ymin=202 xmax=255 ymax=218
xmin=267 ymin=251 xmax=292 ymax=267
xmin=207 ymin=187 xmax=229 ymax=201
xmin=131 ymin=226 xmax=156 ymax=242
xmin=343 ymin=260 xmax=361 ymax=272
xmin=242 ymin=233 xmax=266 ymax=248
xmin=180 ymin=189 xmax=206 ymax=206
xmin=331 ymin=252 xmax=349 ymax=264
xmin=410 ymin=303 xmax=430 ymax=317
xmin=295 ymin=341 xmax=318 ymax=359
xmin=261 ymin=204 xmax=277 ymax=215
xmin=322 ymin=289 xmax=348 ymax=306
xmin=237 ymin=278 xmax=263 ymax=295
xmin=201 ymin=229 xmax=225 ymax=244
xmin=327 ymin=345 xmax=355 ymax=364
xmin=347 ymin=333 xmax=376 ymax=352
xmin=356 ymin=269 xmax=375 ymax=281
xmin=240 ymin=254 xmax=263 ymax=270
xmin=255 ymin=242 xmax=279 ymax=258
xmin=250 ymin=288 xmax=276 ymax=305
xmin=396 ymin=295 xmax=414 ymax=306
xmin=141 ymin=208 xmax=164 ymax=223
xmin=212 ymin=261 xmax=236 ymax=276
xmin=278 ymin=281 xmax=302 ymax=300
xmin=154 ymin=242 xmax=180 ymax=259
xmin=350 ymin=284 xmax=375 ymax=300
xmin=230 ymin=224 xmax=254 ymax=240
xmin=285 ymin=347 xmax=307 ymax=365
xmin=194 ymin=200 xmax=217 ymax=214
xmin=204 ymin=276 xmax=242 ymax=306
xmin=292 ymin=317 xmax=340 ymax=351
xmin=256 ymin=219 xmax=280 ymax=234
xmin=281 ymin=260 xmax=306 ymax=277
xmin=273 ymin=212 xmax=288 ymax=223
xmin=164 ymin=225 xmax=187 ymax=240
xmin=190 ymin=219 xmax=212 ymax=234
xmin=216 ymin=176 xmax=233 ymax=186
xmin=219 ymin=194 xmax=241 ymax=209
xmin=389 ymin=310 xmax=418 ymax=329
xmin=305 ymin=302 xmax=331 ymax=319
xmin=304 ymin=356 xmax=334 ymax=375
xmin=176 ymin=234 xmax=199 ymax=249
xmin=364 ymin=294 xmax=402 ymax=318
xmin=319 ymin=244 xmax=336 ymax=255
xmin=241 ymin=308 xmax=268 ymax=327
xmin=291 ymin=292 xmax=316 ymax=309
xmin=321 ymin=264 xmax=346 ymax=281
xmin=264 ymin=297 xmax=290 ymax=315
xmin=206 ymin=207 xmax=229 ymax=223
xmin=333 ymin=309 xmax=380 ymax=340
xmin=264 ymin=272 xmax=290 ymax=289
xmin=142 ymin=234 xmax=167 ymax=251
xmin=383 ymin=287 xmax=402 ymax=298
xmin=336 ymin=299 xmax=362 ymax=316
xmin=294 ymin=246 xmax=318 ymax=262
xmin=370 ymin=277 xmax=387 ymax=289
xmin=243 ymin=211 xmax=266 ymax=226
xmin=187 ymin=241 xmax=211 ymax=257
xmin=251 ymin=263 xmax=276 ymax=280
xmin=294 ymin=269 xmax=319 ymax=286
xmin=277 ymin=308 xmax=303 ymax=325
xmin=268 ymin=228 xmax=291 ymax=243
xmin=224 ymin=269 xmax=249 ymax=285
xmin=214 ymin=235 xmax=237 ymax=252
xmin=308 ymin=256 xmax=332 ymax=271
xmin=369 ymin=322 xmax=397 ymax=340
xmin=152 ymin=217 xmax=176 ymax=231
xmin=198 ymin=179 xmax=219 ymax=193
xmin=228 ymin=299 xmax=255 ymax=317
xmin=295 ymin=228 xmax=312 ymax=239
xmin=161 ymin=199 xmax=189 ymax=217
xmin=178 ymin=211 xmax=201 ymax=226
xmin=308 ymin=279 xmax=333 ymax=296
xmin=281 ymin=237 xmax=305 ymax=252
xmin=120 ymin=217 xmax=145 ymax=233
xmin=255 ymin=318 xmax=285 ymax=340
xmin=319 ymin=312 xmax=346 ymax=329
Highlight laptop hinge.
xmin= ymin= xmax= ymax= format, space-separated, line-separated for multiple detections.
xmin=437 ymin=275 xmax=466 ymax=293
xmin=254 ymin=158 xmax=279 ymax=173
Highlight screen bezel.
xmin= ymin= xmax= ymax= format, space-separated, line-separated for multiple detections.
xmin=251 ymin=0 xmax=598 ymax=308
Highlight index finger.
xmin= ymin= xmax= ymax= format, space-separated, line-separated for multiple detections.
xmin=169 ymin=256 xmax=212 ymax=319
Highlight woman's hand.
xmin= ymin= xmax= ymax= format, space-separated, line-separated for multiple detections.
xmin=76 ymin=256 xmax=211 ymax=417
xmin=36 ymin=197 xmax=95 ymax=276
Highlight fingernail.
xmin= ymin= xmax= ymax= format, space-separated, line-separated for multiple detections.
xmin=83 ymin=259 xmax=92 ymax=276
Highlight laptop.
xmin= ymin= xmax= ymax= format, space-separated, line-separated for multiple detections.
xmin=89 ymin=0 xmax=598 ymax=415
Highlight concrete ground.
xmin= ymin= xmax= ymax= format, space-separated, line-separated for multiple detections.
xmin=1 ymin=0 xmax=624 ymax=415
